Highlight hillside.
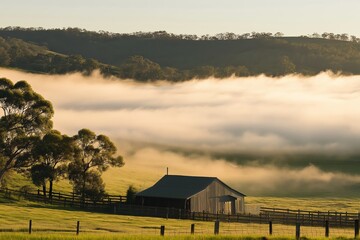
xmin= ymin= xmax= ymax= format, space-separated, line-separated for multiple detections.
xmin=1 ymin=28 xmax=360 ymax=81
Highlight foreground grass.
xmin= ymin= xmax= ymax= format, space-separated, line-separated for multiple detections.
xmin=0 ymin=200 xmax=214 ymax=234
xmin=0 ymin=233 xmax=356 ymax=240
xmin=0 ymin=234 xmax=264 ymax=240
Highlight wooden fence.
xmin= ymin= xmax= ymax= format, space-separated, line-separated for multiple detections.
xmin=35 ymin=189 xmax=127 ymax=204
xmin=0 ymin=188 xmax=125 ymax=213
xmin=260 ymin=207 xmax=360 ymax=227
xmin=113 ymin=204 xmax=360 ymax=229
xmin=9 ymin=219 xmax=360 ymax=238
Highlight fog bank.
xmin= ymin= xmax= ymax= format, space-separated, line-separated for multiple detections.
xmin=1 ymin=68 xmax=360 ymax=196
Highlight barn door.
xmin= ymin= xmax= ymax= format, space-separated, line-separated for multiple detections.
xmin=224 ymin=201 xmax=232 ymax=214
xmin=220 ymin=195 xmax=237 ymax=215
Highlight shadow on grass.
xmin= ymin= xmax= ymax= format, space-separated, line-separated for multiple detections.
xmin=23 ymin=202 xmax=113 ymax=215
xmin=1 ymin=194 xmax=113 ymax=216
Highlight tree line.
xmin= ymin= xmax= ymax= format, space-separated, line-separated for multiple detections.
xmin=3 ymin=29 xmax=360 ymax=81
xmin=0 ymin=37 xmax=251 ymax=81
xmin=0 ymin=78 xmax=124 ymax=202
xmin=2 ymin=26 xmax=360 ymax=42
xmin=0 ymin=37 xmax=102 ymax=75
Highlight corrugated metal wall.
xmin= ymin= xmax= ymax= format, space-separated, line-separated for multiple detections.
xmin=190 ymin=180 xmax=244 ymax=214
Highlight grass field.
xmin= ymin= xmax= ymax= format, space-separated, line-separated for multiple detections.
xmin=2 ymin=163 xmax=359 ymax=239
xmin=0 ymin=197 xmax=357 ymax=239
xmin=0 ymin=233 xmax=344 ymax=240
xmin=245 ymin=196 xmax=360 ymax=213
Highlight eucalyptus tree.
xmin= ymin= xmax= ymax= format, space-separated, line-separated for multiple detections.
xmin=31 ymin=130 xmax=74 ymax=199
xmin=0 ymin=78 xmax=54 ymax=183
xmin=68 ymin=129 xmax=124 ymax=201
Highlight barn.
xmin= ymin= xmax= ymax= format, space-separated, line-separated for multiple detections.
xmin=135 ymin=175 xmax=245 ymax=214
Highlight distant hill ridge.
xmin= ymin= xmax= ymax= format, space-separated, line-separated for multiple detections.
xmin=1 ymin=27 xmax=360 ymax=81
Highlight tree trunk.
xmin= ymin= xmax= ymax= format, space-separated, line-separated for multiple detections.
xmin=82 ymin=172 xmax=86 ymax=201
xmin=42 ymin=184 xmax=47 ymax=199
xmin=49 ymin=180 xmax=53 ymax=200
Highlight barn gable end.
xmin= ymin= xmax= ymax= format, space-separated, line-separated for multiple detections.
xmin=190 ymin=179 xmax=245 ymax=214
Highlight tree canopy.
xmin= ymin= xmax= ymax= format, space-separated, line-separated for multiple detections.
xmin=31 ymin=130 xmax=74 ymax=198
xmin=68 ymin=129 xmax=124 ymax=200
xmin=0 ymin=78 xmax=54 ymax=182
xmin=0 ymin=78 xmax=124 ymax=201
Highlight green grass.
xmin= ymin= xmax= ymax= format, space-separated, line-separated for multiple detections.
xmin=0 ymin=199 xmax=357 ymax=239
xmin=0 ymin=233 xmax=356 ymax=240
xmin=1 ymin=148 xmax=359 ymax=240
xmin=0 ymin=233 xmax=328 ymax=240
xmin=0 ymin=200 xmax=212 ymax=234
xmin=245 ymin=197 xmax=360 ymax=213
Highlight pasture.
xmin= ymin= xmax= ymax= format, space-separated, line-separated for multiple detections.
xmin=5 ymin=166 xmax=360 ymax=214
xmin=0 ymin=197 xmax=358 ymax=239
xmin=2 ymin=167 xmax=359 ymax=239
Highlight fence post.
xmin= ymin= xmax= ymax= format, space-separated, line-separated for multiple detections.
xmin=29 ymin=220 xmax=32 ymax=234
xmin=339 ymin=213 xmax=342 ymax=226
xmin=295 ymin=223 xmax=300 ymax=240
xmin=191 ymin=223 xmax=195 ymax=235
xmin=325 ymin=220 xmax=329 ymax=238
xmin=269 ymin=221 xmax=273 ymax=235
xmin=76 ymin=221 xmax=80 ymax=235
xmin=214 ymin=220 xmax=220 ymax=235
xmin=355 ymin=219 xmax=359 ymax=239
xmin=160 ymin=225 xmax=165 ymax=236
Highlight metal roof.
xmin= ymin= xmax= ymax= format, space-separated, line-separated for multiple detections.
xmin=136 ymin=175 xmax=245 ymax=199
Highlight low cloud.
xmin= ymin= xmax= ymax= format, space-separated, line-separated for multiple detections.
xmin=1 ymin=68 xmax=360 ymax=196
xmin=123 ymin=146 xmax=360 ymax=196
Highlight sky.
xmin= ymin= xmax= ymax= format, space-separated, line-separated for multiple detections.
xmin=1 ymin=0 xmax=360 ymax=36
xmin=1 ymin=69 xmax=360 ymax=196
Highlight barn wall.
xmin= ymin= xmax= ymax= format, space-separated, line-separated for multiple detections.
xmin=136 ymin=196 xmax=186 ymax=209
xmin=190 ymin=180 xmax=244 ymax=214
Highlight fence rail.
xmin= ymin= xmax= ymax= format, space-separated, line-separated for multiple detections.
xmin=36 ymin=189 xmax=127 ymax=203
xmin=260 ymin=207 xmax=360 ymax=227
xmin=0 ymin=188 xmax=125 ymax=213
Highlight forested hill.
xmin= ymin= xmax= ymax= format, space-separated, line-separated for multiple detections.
xmin=1 ymin=27 xmax=360 ymax=81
